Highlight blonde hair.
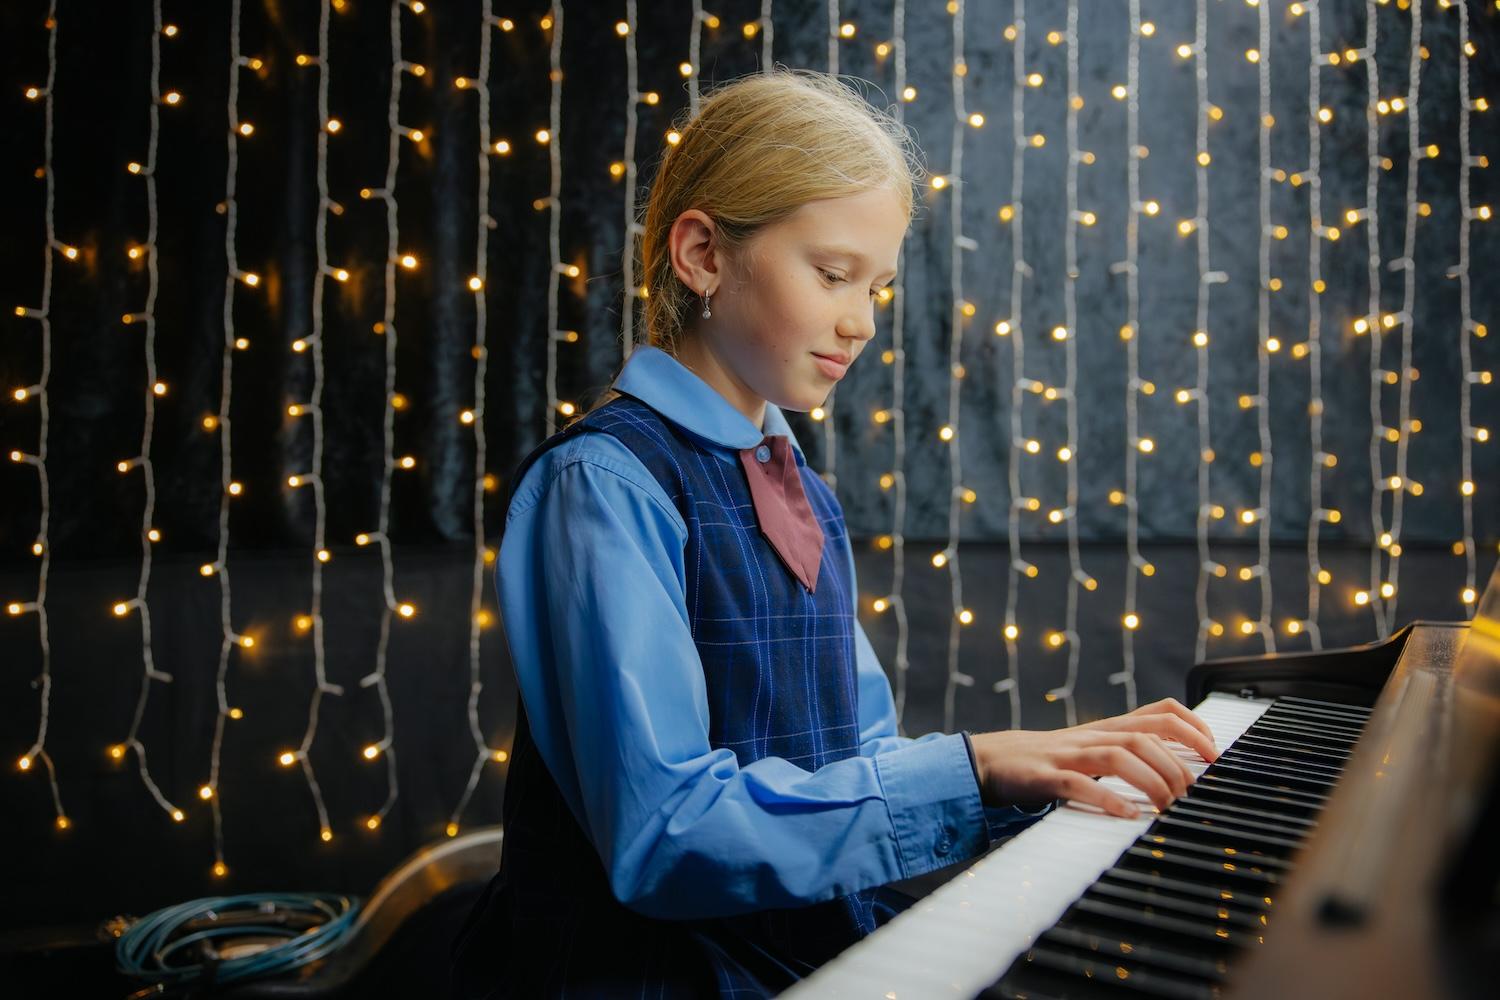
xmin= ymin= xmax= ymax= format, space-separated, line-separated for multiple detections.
xmin=589 ymin=68 xmax=922 ymax=413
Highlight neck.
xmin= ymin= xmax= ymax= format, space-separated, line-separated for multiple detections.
xmin=671 ymin=335 xmax=768 ymax=429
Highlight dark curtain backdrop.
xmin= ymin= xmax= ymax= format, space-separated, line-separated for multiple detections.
xmin=1 ymin=0 xmax=1497 ymax=932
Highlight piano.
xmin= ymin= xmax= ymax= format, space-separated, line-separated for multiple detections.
xmin=784 ymin=563 xmax=1500 ymax=999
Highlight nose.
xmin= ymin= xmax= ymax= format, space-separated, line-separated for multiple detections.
xmin=838 ymin=308 xmax=876 ymax=346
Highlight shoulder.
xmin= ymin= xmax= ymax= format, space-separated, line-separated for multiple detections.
xmin=506 ymin=424 xmax=686 ymax=539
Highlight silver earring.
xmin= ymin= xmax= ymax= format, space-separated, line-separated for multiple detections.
xmin=700 ymin=292 xmax=712 ymax=319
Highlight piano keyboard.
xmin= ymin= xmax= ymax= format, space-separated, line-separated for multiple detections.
xmin=783 ymin=691 xmax=1374 ymax=999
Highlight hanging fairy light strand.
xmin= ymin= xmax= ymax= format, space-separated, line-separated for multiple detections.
xmin=544 ymin=1 xmax=569 ymax=432
xmin=1360 ymin=0 xmax=1390 ymax=634
xmin=280 ymin=0 xmax=346 ymax=845
xmin=619 ymin=2 xmax=642 ymax=360
xmin=1047 ymin=0 xmax=1095 ymax=724
xmin=1182 ymin=0 xmax=1229 ymax=662
xmin=812 ymin=1 xmax=844 ymax=490
xmin=997 ymin=0 xmax=1030 ymax=729
xmin=1246 ymin=0 xmax=1275 ymax=652
xmin=758 ymin=1 xmax=774 ymax=71
xmin=348 ymin=0 xmax=429 ymax=838
xmin=1300 ymin=0 xmax=1329 ymax=649
xmin=205 ymin=0 xmax=254 ymax=880
xmin=937 ymin=0 xmax=976 ymax=733
xmin=872 ymin=0 xmax=913 ymax=726
xmin=1107 ymin=0 xmax=1150 ymax=709
xmin=1456 ymin=0 xmax=1480 ymax=614
xmin=9 ymin=1 xmax=66 ymax=831
xmin=1382 ymin=0 xmax=1426 ymax=625
xmin=111 ymin=0 xmax=182 ymax=826
xmin=689 ymin=1 xmax=705 ymax=119
xmin=447 ymin=0 xmax=510 ymax=838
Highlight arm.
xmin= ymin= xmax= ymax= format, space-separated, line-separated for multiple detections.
xmin=499 ymin=438 xmax=991 ymax=921
xmin=843 ymin=537 xmax=1056 ymax=837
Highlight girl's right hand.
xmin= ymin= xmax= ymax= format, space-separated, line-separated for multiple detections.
xmin=968 ymin=698 xmax=1219 ymax=818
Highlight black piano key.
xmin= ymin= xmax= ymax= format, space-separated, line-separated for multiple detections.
xmin=1159 ymin=803 xmax=1312 ymax=846
xmin=1121 ymin=844 xmax=1281 ymax=886
xmin=1082 ymin=880 xmax=1268 ymax=932
xmin=1273 ymin=694 xmax=1374 ymax=716
xmin=1205 ymin=759 xmax=1337 ymax=794
xmin=1231 ymin=732 xmax=1350 ymax=764
xmin=1245 ymin=719 xmax=1360 ymax=749
xmin=1194 ymin=772 xmax=1328 ymax=809
xmin=1097 ymin=867 xmax=1274 ymax=914
xmin=1150 ymin=815 xmax=1305 ymax=855
xmin=1069 ymin=898 xmax=1261 ymax=950
xmin=1005 ymin=944 xmax=1219 ymax=1000
xmin=1216 ymin=746 xmax=1346 ymax=779
xmin=1136 ymin=833 xmax=1293 ymax=872
xmin=1188 ymin=776 xmax=1325 ymax=816
xmin=1176 ymin=788 xmax=1317 ymax=829
xmin=1040 ymin=924 xmax=1231 ymax=983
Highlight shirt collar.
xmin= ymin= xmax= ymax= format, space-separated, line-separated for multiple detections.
xmin=612 ymin=344 xmax=805 ymax=459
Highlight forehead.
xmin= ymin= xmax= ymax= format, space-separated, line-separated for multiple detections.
xmin=777 ymin=188 xmax=907 ymax=265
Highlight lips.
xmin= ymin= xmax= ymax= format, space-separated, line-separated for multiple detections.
xmin=812 ymin=352 xmax=850 ymax=380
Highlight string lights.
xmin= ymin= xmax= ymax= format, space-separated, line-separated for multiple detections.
xmin=873 ymin=0 xmax=913 ymax=726
xmin=280 ymin=0 xmax=347 ymax=846
xmin=446 ymin=1 xmax=511 ymax=839
xmin=998 ymin=0 xmax=1031 ymax=729
xmin=544 ymin=2 xmax=571 ymax=433
xmin=111 ymin=0 xmax=183 ymax=827
xmin=1046 ymin=0 xmax=1095 ymax=724
xmin=1301 ymin=0 xmax=1328 ymax=649
xmin=937 ymin=0 xmax=976 ymax=733
xmin=9 ymin=0 xmax=66 ymax=831
xmin=1106 ymin=1 xmax=1151 ymax=709
xmin=1360 ymin=0 xmax=1389 ymax=633
xmin=1457 ymin=0 xmax=1481 ymax=614
xmin=1246 ymin=0 xmax=1275 ymax=652
xmin=619 ymin=2 xmax=643 ymax=360
xmin=205 ymin=0 xmax=254 ymax=880
xmin=1182 ymin=0 xmax=1229 ymax=662
xmin=1382 ymin=0 xmax=1426 ymax=626
xmin=812 ymin=1 xmax=845 ymax=490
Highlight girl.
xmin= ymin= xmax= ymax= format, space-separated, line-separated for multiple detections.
xmin=450 ymin=68 xmax=1218 ymax=998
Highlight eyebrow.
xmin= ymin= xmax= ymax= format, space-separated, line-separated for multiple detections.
xmin=809 ymin=244 xmax=899 ymax=282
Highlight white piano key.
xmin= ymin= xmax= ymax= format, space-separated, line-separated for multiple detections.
xmin=782 ymin=692 xmax=1273 ymax=999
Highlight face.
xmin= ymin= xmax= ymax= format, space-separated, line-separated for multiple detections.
xmin=669 ymin=185 xmax=907 ymax=426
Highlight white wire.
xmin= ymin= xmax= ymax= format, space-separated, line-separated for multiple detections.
xmin=447 ymin=0 xmax=506 ymax=835
xmin=1362 ymin=0 xmax=1389 ymax=634
xmin=621 ymin=0 xmax=642 ymax=360
xmin=207 ymin=0 xmax=250 ymax=878
xmin=1457 ymin=0 xmax=1478 ymax=616
xmin=689 ymin=1 xmax=704 ymax=119
xmin=885 ymin=0 xmax=912 ymax=726
xmin=114 ymin=0 xmax=181 ymax=824
xmin=544 ymin=1 xmax=565 ymax=432
xmin=998 ymin=0 xmax=1029 ymax=729
xmin=817 ymin=0 xmax=841 ymax=489
xmin=1189 ymin=0 xmax=1225 ymax=662
xmin=285 ymin=0 xmax=346 ymax=844
xmin=1302 ymin=0 xmax=1327 ymax=650
xmin=1249 ymin=0 xmax=1275 ymax=652
xmin=939 ymin=0 xmax=975 ymax=734
xmin=1384 ymin=0 xmax=1425 ymax=624
xmin=10 ymin=0 xmax=65 ymax=829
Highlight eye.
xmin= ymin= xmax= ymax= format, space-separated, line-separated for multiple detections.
xmin=818 ymin=268 xmax=845 ymax=284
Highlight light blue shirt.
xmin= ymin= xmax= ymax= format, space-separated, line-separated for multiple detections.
xmin=496 ymin=344 xmax=1047 ymax=920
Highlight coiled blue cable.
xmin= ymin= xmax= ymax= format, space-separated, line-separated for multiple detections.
xmin=115 ymin=892 xmax=362 ymax=989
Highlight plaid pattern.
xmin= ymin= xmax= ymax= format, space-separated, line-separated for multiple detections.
xmin=453 ymin=392 xmax=896 ymax=998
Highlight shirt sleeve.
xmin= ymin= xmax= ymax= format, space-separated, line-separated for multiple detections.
xmin=844 ymin=532 xmax=1056 ymax=839
xmin=498 ymin=437 xmax=993 ymax=921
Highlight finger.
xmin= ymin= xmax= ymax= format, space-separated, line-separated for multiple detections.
xmin=1111 ymin=712 xmax=1219 ymax=764
xmin=1070 ymin=739 xmax=1180 ymax=806
xmin=1050 ymin=769 xmax=1140 ymax=819
xmin=1141 ymin=698 xmax=1217 ymax=754
xmin=1076 ymin=730 xmax=1194 ymax=798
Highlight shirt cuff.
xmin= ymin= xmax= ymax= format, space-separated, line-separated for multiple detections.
xmin=961 ymin=730 xmax=1057 ymax=842
xmin=873 ymin=732 xmax=989 ymax=879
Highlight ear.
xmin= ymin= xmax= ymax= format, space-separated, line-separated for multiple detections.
xmin=667 ymin=209 xmax=720 ymax=297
